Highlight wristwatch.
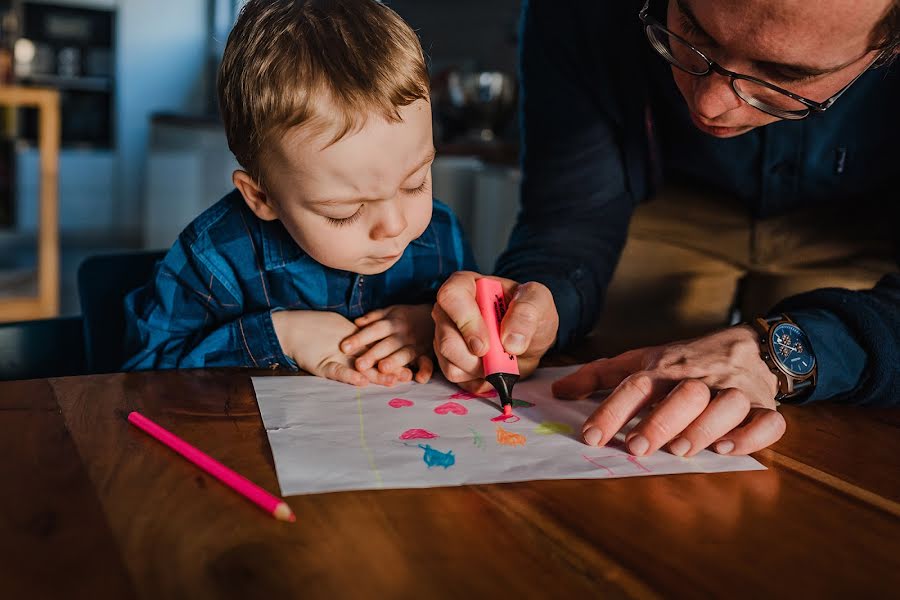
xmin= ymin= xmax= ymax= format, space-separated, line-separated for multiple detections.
xmin=751 ymin=314 xmax=818 ymax=400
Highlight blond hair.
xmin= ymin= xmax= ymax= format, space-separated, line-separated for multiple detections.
xmin=218 ymin=0 xmax=430 ymax=179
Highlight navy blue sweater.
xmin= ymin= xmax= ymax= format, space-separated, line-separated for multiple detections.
xmin=494 ymin=0 xmax=899 ymax=406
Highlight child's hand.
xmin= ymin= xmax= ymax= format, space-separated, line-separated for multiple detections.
xmin=340 ymin=304 xmax=435 ymax=384
xmin=272 ymin=310 xmax=398 ymax=387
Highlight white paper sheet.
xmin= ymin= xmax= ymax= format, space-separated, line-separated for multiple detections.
xmin=253 ymin=366 xmax=765 ymax=496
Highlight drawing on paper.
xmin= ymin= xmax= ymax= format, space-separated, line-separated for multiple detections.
xmin=252 ymin=365 xmax=766 ymax=496
xmin=400 ymin=428 xmax=438 ymax=440
xmin=388 ymin=398 xmax=414 ymax=408
xmin=496 ymin=426 xmax=527 ymax=447
xmin=470 ymin=428 xmax=485 ymax=449
xmin=434 ymin=401 xmax=468 ymax=415
xmin=490 ymin=413 xmax=520 ymax=424
xmin=582 ymin=454 xmax=651 ymax=476
xmin=419 ymin=444 xmax=455 ymax=469
xmin=534 ymin=421 xmax=574 ymax=435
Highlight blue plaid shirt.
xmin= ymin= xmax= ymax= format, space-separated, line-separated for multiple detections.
xmin=123 ymin=190 xmax=476 ymax=370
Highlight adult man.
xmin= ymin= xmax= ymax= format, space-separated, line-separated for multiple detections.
xmin=432 ymin=0 xmax=899 ymax=458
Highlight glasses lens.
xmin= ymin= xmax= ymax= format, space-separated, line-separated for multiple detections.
xmin=645 ymin=24 xmax=709 ymax=75
xmin=732 ymin=78 xmax=809 ymax=119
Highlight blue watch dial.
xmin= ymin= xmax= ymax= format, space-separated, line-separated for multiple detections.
xmin=771 ymin=322 xmax=816 ymax=377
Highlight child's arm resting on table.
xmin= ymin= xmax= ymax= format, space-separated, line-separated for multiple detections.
xmin=123 ymin=240 xmax=396 ymax=386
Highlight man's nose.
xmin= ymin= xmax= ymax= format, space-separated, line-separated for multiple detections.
xmin=691 ymin=72 xmax=743 ymax=120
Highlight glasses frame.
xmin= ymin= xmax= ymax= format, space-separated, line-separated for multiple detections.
xmin=638 ymin=0 xmax=884 ymax=120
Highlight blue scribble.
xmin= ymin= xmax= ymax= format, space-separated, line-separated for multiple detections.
xmin=418 ymin=444 xmax=455 ymax=469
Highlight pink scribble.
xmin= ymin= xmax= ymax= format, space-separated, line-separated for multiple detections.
xmin=490 ymin=413 xmax=520 ymax=424
xmin=449 ymin=389 xmax=498 ymax=400
xmin=627 ymin=454 xmax=651 ymax=473
xmin=582 ymin=455 xmax=614 ymax=476
xmin=582 ymin=454 xmax=652 ymax=476
xmin=400 ymin=428 xmax=438 ymax=440
xmin=388 ymin=398 xmax=414 ymax=408
xmin=434 ymin=401 xmax=468 ymax=415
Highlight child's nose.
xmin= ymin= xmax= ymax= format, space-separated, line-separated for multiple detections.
xmin=371 ymin=204 xmax=407 ymax=240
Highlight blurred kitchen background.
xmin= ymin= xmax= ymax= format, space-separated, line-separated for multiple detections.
xmin=0 ymin=0 xmax=522 ymax=320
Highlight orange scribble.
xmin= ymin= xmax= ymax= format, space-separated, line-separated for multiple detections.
xmin=495 ymin=426 xmax=526 ymax=447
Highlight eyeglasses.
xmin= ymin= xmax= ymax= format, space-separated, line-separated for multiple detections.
xmin=638 ymin=0 xmax=884 ymax=120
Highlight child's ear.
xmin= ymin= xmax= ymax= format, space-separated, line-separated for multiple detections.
xmin=233 ymin=170 xmax=279 ymax=221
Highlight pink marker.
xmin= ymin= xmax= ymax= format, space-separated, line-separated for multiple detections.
xmin=127 ymin=411 xmax=295 ymax=522
xmin=475 ymin=278 xmax=520 ymax=416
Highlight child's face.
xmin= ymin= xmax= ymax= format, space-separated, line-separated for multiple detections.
xmin=247 ymin=99 xmax=435 ymax=275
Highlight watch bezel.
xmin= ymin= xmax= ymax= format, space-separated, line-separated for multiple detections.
xmin=767 ymin=321 xmax=817 ymax=378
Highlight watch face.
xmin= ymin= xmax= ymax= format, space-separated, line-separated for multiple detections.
xmin=771 ymin=322 xmax=816 ymax=377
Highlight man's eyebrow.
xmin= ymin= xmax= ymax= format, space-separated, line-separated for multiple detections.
xmin=677 ymin=0 xmax=843 ymax=78
xmin=310 ymin=147 xmax=436 ymax=206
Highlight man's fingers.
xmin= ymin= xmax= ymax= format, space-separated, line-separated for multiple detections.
xmin=341 ymin=319 xmax=394 ymax=354
xmin=433 ymin=313 xmax=483 ymax=382
xmin=552 ymin=358 xmax=633 ymax=400
xmin=670 ymin=388 xmax=751 ymax=457
xmin=377 ymin=345 xmax=418 ymax=373
xmin=415 ymin=355 xmax=434 ymax=383
xmin=321 ymin=361 xmax=369 ymax=387
xmin=581 ymin=373 xmax=659 ymax=447
xmin=626 ymin=379 xmax=711 ymax=456
xmin=354 ymin=308 xmax=387 ymax=327
xmin=355 ymin=336 xmax=403 ymax=371
xmin=714 ymin=407 xmax=786 ymax=455
xmin=434 ymin=271 xmax=489 ymax=356
xmin=500 ymin=281 xmax=555 ymax=355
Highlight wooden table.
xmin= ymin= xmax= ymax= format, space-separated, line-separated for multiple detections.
xmin=2 ymin=370 xmax=898 ymax=598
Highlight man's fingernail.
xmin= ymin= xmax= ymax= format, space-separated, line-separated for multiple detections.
xmin=504 ymin=333 xmax=526 ymax=354
xmin=715 ymin=440 xmax=735 ymax=454
xmin=670 ymin=437 xmax=691 ymax=457
xmin=468 ymin=337 xmax=485 ymax=355
xmin=628 ymin=434 xmax=650 ymax=456
xmin=583 ymin=427 xmax=603 ymax=446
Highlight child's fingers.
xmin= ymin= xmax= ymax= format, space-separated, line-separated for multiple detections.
xmin=320 ymin=361 xmax=369 ymax=387
xmin=415 ymin=355 xmax=433 ymax=384
xmin=354 ymin=308 xmax=388 ymax=327
xmin=341 ymin=319 xmax=395 ymax=354
xmin=355 ymin=336 xmax=404 ymax=371
xmin=394 ymin=367 xmax=414 ymax=382
xmin=358 ymin=366 xmax=398 ymax=387
xmin=377 ymin=345 xmax=418 ymax=373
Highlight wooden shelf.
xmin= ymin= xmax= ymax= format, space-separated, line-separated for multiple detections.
xmin=0 ymin=86 xmax=60 ymax=322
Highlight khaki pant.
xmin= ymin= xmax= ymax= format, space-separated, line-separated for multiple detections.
xmin=585 ymin=186 xmax=896 ymax=358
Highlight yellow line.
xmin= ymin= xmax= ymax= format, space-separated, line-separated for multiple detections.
xmin=357 ymin=388 xmax=383 ymax=488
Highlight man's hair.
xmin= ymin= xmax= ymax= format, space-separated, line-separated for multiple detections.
xmin=872 ymin=0 xmax=900 ymax=64
xmin=218 ymin=0 xmax=430 ymax=180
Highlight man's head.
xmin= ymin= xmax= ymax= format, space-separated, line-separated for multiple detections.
xmin=664 ymin=0 xmax=898 ymax=137
xmin=218 ymin=0 xmax=434 ymax=274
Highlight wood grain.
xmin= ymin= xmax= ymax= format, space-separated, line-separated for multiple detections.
xmin=0 ymin=378 xmax=135 ymax=599
xmin=2 ymin=370 xmax=899 ymax=598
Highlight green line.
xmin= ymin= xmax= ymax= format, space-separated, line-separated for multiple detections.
xmin=357 ymin=388 xmax=383 ymax=487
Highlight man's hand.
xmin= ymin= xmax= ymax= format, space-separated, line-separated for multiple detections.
xmin=272 ymin=310 xmax=398 ymax=387
xmin=553 ymin=326 xmax=786 ymax=457
xmin=339 ymin=304 xmax=435 ymax=384
xmin=431 ymin=271 xmax=559 ymax=393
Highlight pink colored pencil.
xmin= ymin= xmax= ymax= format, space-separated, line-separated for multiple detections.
xmin=127 ymin=411 xmax=295 ymax=522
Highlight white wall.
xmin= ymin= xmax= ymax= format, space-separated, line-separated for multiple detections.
xmin=16 ymin=0 xmax=208 ymax=235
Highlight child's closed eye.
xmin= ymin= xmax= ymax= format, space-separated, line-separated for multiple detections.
xmin=326 ymin=206 xmax=363 ymax=227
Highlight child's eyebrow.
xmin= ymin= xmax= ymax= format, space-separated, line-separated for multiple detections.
xmin=311 ymin=148 xmax=436 ymax=206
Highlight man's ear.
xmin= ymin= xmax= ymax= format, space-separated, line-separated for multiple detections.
xmin=233 ymin=170 xmax=279 ymax=221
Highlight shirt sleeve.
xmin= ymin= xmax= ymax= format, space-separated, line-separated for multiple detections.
xmin=773 ymin=273 xmax=900 ymax=407
xmin=122 ymin=236 xmax=295 ymax=371
xmin=493 ymin=0 xmax=638 ymax=349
